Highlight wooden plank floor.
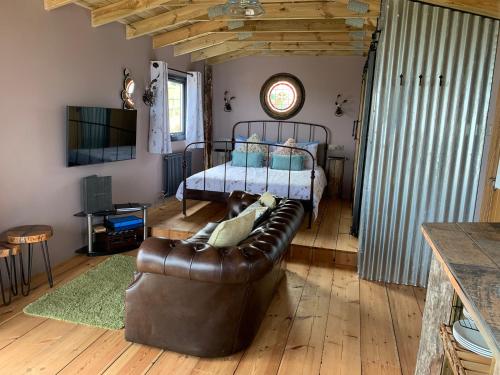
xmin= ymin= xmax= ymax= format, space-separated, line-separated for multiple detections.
xmin=149 ymin=197 xmax=359 ymax=267
xmin=0 ymin=255 xmax=425 ymax=375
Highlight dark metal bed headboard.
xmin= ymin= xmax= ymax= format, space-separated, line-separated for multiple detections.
xmin=231 ymin=120 xmax=330 ymax=168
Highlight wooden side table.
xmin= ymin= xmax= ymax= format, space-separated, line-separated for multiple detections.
xmin=326 ymin=156 xmax=346 ymax=198
xmin=0 ymin=242 xmax=20 ymax=305
xmin=7 ymin=225 xmax=54 ymax=296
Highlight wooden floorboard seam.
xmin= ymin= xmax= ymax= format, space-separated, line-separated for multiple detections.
xmin=0 ymin=317 xmax=48 ymax=351
xmin=276 ymin=263 xmax=334 ymax=374
xmin=259 ymin=264 xmax=312 ymax=375
xmin=145 ymin=350 xmax=167 ymax=374
xmin=55 ymin=331 xmax=130 ymax=375
xmin=384 ymin=283 xmax=404 ymax=375
xmin=99 ymin=342 xmax=151 ymax=374
xmin=317 ymin=264 xmax=337 ymax=374
xmin=54 ymin=330 xmax=109 ymax=374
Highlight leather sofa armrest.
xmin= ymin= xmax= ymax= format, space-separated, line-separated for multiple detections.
xmin=136 ymin=237 xmax=177 ymax=275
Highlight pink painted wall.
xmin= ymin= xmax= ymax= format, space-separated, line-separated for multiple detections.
xmin=0 ymin=1 xmax=191 ymax=275
xmin=212 ymin=56 xmax=365 ymax=197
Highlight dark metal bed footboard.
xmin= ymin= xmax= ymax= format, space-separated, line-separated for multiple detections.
xmin=182 ymin=140 xmax=316 ymax=227
xmin=181 ymin=121 xmax=330 ymax=228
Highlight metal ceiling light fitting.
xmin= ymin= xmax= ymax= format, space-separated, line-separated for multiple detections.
xmin=347 ymin=0 xmax=369 ymax=14
xmin=208 ymin=5 xmax=225 ymax=18
xmin=345 ymin=18 xmax=365 ymax=28
xmin=208 ymin=0 xmax=264 ymax=19
xmin=345 ymin=0 xmax=368 ymax=29
xmin=227 ymin=20 xmax=245 ymax=29
xmin=226 ymin=0 xmax=264 ymax=17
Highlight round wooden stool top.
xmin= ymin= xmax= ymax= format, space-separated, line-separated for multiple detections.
xmin=6 ymin=225 xmax=53 ymax=244
xmin=0 ymin=242 xmax=20 ymax=257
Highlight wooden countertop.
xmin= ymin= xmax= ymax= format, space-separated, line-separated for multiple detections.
xmin=421 ymin=222 xmax=500 ymax=358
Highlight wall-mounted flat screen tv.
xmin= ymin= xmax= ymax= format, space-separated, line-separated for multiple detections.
xmin=67 ymin=106 xmax=137 ymax=167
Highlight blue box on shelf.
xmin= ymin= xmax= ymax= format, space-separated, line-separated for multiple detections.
xmin=106 ymin=215 xmax=143 ymax=231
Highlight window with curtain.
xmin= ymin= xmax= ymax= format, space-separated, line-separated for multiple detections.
xmin=168 ymin=75 xmax=187 ymax=141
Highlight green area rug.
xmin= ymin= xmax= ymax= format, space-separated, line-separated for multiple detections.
xmin=23 ymin=255 xmax=136 ymax=330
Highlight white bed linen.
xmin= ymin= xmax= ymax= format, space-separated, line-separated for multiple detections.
xmin=176 ymin=163 xmax=327 ymax=219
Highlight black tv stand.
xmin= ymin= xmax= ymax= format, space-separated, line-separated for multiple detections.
xmin=74 ymin=203 xmax=150 ymax=256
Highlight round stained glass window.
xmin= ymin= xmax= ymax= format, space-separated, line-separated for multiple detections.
xmin=260 ymin=73 xmax=305 ymax=120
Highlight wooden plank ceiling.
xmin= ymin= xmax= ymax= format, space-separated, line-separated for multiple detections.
xmin=43 ymin=0 xmax=380 ymax=64
xmin=44 ymin=0 xmax=499 ymax=64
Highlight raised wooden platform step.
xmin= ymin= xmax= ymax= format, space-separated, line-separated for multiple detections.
xmin=148 ymin=197 xmax=358 ymax=268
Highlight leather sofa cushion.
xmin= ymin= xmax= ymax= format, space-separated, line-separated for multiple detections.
xmin=259 ymin=192 xmax=277 ymax=208
xmin=239 ymin=201 xmax=268 ymax=221
xmin=208 ymin=210 xmax=256 ymax=247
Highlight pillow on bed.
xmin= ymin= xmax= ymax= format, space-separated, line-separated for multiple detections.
xmin=296 ymin=141 xmax=319 ymax=169
xmin=235 ymin=133 xmax=268 ymax=154
xmin=271 ymin=139 xmax=319 ymax=169
xmin=273 ymin=138 xmax=302 ymax=156
xmin=208 ymin=210 xmax=256 ymax=247
xmin=231 ymin=151 xmax=264 ymax=168
xmin=271 ymin=154 xmax=305 ymax=171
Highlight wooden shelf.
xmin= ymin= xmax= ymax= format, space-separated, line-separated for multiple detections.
xmin=439 ymin=325 xmax=492 ymax=375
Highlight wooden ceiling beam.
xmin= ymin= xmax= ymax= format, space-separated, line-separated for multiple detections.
xmin=191 ymin=39 xmax=369 ymax=61
xmin=191 ymin=41 xmax=254 ymax=61
xmin=244 ymin=41 xmax=370 ymax=50
xmin=44 ymin=0 xmax=76 ymax=10
xmin=417 ymin=0 xmax=499 ymax=20
xmin=91 ymin=0 xmax=175 ymax=27
xmin=200 ymin=2 xmax=379 ymax=21
xmin=174 ymin=31 xmax=371 ymax=55
xmin=217 ymin=19 xmax=375 ymax=33
xmin=154 ymin=0 xmax=380 ymax=10
xmin=126 ymin=5 xmax=211 ymax=39
xmin=129 ymin=2 xmax=379 ymax=39
xmin=154 ymin=19 xmax=375 ymax=48
xmin=174 ymin=33 xmax=240 ymax=55
xmin=240 ymin=31 xmax=372 ymax=42
xmin=152 ymin=20 xmax=234 ymax=47
xmin=205 ymin=48 xmax=367 ymax=64
xmin=256 ymin=50 xmax=367 ymax=56
xmin=164 ymin=0 xmax=379 ymax=5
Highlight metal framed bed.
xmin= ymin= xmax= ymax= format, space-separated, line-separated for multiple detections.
xmin=180 ymin=120 xmax=330 ymax=227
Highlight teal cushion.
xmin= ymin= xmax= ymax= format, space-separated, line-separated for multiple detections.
xmin=231 ymin=151 xmax=264 ymax=167
xmin=271 ymin=154 xmax=305 ymax=171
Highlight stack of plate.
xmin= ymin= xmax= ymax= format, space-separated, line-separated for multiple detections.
xmin=463 ymin=308 xmax=474 ymax=322
xmin=452 ymin=308 xmax=492 ymax=358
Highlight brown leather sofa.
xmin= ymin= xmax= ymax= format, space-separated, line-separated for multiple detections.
xmin=124 ymin=191 xmax=304 ymax=357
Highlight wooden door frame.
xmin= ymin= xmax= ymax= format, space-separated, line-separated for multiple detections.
xmin=480 ymin=87 xmax=500 ymax=221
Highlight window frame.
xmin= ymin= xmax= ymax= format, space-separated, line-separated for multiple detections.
xmin=168 ymin=73 xmax=187 ymax=142
xmin=260 ymin=73 xmax=305 ymax=120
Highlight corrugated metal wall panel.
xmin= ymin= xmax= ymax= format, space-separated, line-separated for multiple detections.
xmin=358 ymin=0 xmax=499 ymax=286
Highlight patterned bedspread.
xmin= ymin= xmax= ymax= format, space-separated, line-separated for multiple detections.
xmin=176 ymin=163 xmax=327 ymax=219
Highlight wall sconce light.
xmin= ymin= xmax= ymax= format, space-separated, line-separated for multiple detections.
xmin=143 ymin=73 xmax=159 ymax=107
xmin=335 ymin=94 xmax=348 ymax=117
xmin=224 ymin=91 xmax=236 ymax=112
